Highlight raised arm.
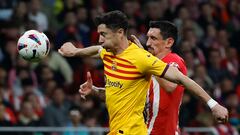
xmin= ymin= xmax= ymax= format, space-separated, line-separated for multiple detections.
xmin=162 ymin=66 xmax=228 ymax=123
xmin=79 ymin=72 xmax=106 ymax=100
xmin=58 ymin=42 xmax=102 ymax=58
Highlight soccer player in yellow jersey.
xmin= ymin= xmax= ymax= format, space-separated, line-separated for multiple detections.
xmin=59 ymin=11 xmax=228 ymax=135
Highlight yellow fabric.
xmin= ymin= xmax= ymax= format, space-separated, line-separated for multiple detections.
xmin=100 ymin=42 xmax=167 ymax=135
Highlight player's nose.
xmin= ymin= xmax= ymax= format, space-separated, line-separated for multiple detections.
xmin=146 ymin=38 xmax=151 ymax=47
xmin=99 ymin=36 xmax=105 ymax=43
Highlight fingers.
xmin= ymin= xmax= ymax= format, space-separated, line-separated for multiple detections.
xmin=79 ymin=89 xmax=86 ymax=100
xmin=216 ymin=117 xmax=227 ymax=123
xmin=58 ymin=49 xmax=64 ymax=55
xmin=130 ymin=35 xmax=144 ymax=49
xmin=130 ymin=34 xmax=137 ymax=41
xmin=87 ymin=71 xmax=92 ymax=84
xmin=80 ymin=95 xmax=86 ymax=100
xmin=215 ymin=113 xmax=228 ymax=123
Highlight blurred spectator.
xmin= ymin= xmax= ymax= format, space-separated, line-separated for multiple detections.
xmin=0 ymin=67 xmax=11 ymax=106
xmin=76 ymin=6 xmax=91 ymax=47
xmin=221 ymin=47 xmax=239 ymax=77
xmin=197 ymin=2 xmax=222 ymax=30
xmin=8 ymin=57 xmax=38 ymax=97
xmin=219 ymin=77 xmax=235 ymax=101
xmin=193 ymin=64 xmax=214 ymax=91
xmin=207 ymin=49 xmax=230 ymax=84
xmin=216 ymin=29 xmax=230 ymax=59
xmin=0 ymin=0 xmax=17 ymax=20
xmin=201 ymin=24 xmax=218 ymax=55
xmin=28 ymin=0 xmax=48 ymax=32
xmin=0 ymin=39 xmax=18 ymax=71
xmin=12 ymin=78 xmax=46 ymax=112
xmin=0 ymin=103 xmax=14 ymax=135
xmin=16 ymin=100 xmax=40 ymax=135
xmin=225 ymin=92 xmax=240 ymax=127
xmin=10 ymin=1 xmax=29 ymax=33
xmin=0 ymin=103 xmax=13 ymax=126
xmin=23 ymin=92 xmax=44 ymax=117
xmin=145 ymin=1 xmax=162 ymax=25
xmin=181 ymin=28 xmax=206 ymax=65
xmin=63 ymin=106 xmax=89 ymax=135
xmin=56 ymin=11 xmax=83 ymax=49
xmin=57 ymin=0 xmax=82 ymax=23
xmin=179 ymin=40 xmax=196 ymax=77
xmin=42 ymin=87 xmax=70 ymax=127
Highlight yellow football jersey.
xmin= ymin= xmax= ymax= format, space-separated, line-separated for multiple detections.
xmin=100 ymin=42 xmax=168 ymax=135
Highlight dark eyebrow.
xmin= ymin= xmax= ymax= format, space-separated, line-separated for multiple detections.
xmin=99 ymin=32 xmax=106 ymax=36
xmin=149 ymin=35 xmax=157 ymax=40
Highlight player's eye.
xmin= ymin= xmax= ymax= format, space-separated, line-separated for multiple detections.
xmin=100 ymin=32 xmax=107 ymax=37
xmin=150 ymin=36 xmax=157 ymax=40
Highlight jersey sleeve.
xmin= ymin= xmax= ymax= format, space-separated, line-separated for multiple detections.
xmin=135 ymin=50 xmax=169 ymax=77
xmin=99 ymin=48 xmax=107 ymax=59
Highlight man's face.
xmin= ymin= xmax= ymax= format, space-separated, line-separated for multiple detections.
xmin=146 ymin=28 xmax=167 ymax=56
xmin=97 ymin=24 xmax=119 ymax=50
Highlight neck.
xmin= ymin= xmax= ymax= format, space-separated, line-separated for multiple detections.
xmin=113 ymin=37 xmax=129 ymax=55
xmin=155 ymin=50 xmax=171 ymax=59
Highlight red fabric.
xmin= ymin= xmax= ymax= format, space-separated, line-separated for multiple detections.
xmin=5 ymin=107 xmax=17 ymax=124
xmin=148 ymin=53 xmax=187 ymax=135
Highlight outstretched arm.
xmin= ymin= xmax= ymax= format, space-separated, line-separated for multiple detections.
xmin=79 ymin=72 xmax=106 ymax=100
xmin=58 ymin=42 xmax=102 ymax=58
xmin=162 ymin=66 xmax=228 ymax=123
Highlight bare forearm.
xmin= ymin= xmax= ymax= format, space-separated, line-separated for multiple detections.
xmin=156 ymin=77 xmax=177 ymax=92
xmin=92 ymin=86 xmax=106 ymax=101
xmin=75 ymin=46 xmax=102 ymax=57
xmin=179 ymin=75 xmax=211 ymax=103
xmin=163 ymin=66 xmax=211 ymax=103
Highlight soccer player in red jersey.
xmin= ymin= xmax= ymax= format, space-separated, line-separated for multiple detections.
xmin=143 ymin=21 xmax=187 ymax=135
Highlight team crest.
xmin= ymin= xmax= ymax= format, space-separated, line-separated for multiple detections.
xmin=112 ymin=61 xmax=117 ymax=70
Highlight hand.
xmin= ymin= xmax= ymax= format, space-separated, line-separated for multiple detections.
xmin=58 ymin=42 xmax=77 ymax=57
xmin=130 ymin=35 xmax=144 ymax=49
xmin=79 ymin=72 xmax=93 ymax=99
xmin=211 ymin=104 xmax=229 ymax=123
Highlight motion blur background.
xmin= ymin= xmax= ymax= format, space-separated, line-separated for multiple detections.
xmin=0 ymin=0 xmax=239 ymax=134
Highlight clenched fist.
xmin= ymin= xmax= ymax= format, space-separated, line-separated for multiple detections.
xmin=58 ymin=42 xmax=77 ymax=57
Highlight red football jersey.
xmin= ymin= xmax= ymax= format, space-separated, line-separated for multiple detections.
xmin=146 ymin=52 xmax=187 ymax=135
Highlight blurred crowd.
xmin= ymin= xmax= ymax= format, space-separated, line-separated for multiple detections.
xmin=0 ymin=0 xmax=239 ymax=134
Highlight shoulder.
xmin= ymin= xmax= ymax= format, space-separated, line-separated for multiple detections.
xmin=163 ymin=53 xmax=187 ymax=74
xmin=99 ymin=48 xmax=112 ymax=59
xmin=163 ymin=53 xmax=185 ymax=65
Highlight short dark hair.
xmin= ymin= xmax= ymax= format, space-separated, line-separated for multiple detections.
xmin=149 ymin=21 xmax=178 ymax=47
xmin=94 ymin=10 xmax=128 ymax=34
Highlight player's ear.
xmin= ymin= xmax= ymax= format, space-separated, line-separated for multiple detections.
xmin=166 ymin=37 xmax=174 ymax=48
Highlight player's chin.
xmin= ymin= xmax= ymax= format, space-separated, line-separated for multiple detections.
xmin=147 ymin=48 xmax=154 ymax=54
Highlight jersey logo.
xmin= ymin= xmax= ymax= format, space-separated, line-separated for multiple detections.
xmin=106 ymin=79 xmax=123 ymax=89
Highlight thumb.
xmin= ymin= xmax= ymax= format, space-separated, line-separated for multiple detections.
xmin=87 ymin=71 xmax=92 ymax=84
xmin=58 ymin=49 xmax=63 ymax=55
